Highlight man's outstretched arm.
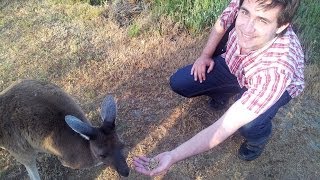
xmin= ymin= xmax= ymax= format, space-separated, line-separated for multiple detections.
xmin=134 ymin=100 xmax=259 ymax=176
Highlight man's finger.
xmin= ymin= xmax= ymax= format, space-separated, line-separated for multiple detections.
xmin=201 ymin=71 xmax=206 ymax=82
xmin=133 ymin=157 xmax=150 ymax=166
xmin=136 ymin=156 xmax=150 ymax=162
xmin=193 ymin=69 xmax=198 ymax=81
xmin=135 ymin=166 xmax=152 ymax=176
xmin=133 ymin=159 xmax=148 ymax=168
xmin=198 ymin=67 xmax=206 ymax=83
xmin=191 ymin=65 xmax=195 ymax=75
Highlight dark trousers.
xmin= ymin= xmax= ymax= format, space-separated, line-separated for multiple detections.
xmin=169 ymin=56 xmax=292 ymax=146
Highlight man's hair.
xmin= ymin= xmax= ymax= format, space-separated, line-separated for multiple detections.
xmin=254 ymin=0 xmax=300 ymax=27
xmin=239 ymin=0 xmax=300 ymax=35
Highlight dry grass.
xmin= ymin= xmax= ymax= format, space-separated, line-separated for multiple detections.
xmin=0 ymin=0 xmax=319 ymax=179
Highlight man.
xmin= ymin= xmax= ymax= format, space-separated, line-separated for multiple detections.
xmin=134 ymin=0 xmax=304 ymax=176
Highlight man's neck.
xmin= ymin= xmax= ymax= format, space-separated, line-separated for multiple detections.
xmin=240 ymin=48 xmax=251 ymax=55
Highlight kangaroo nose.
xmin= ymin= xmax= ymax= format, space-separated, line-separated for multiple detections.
xmin=114 ymin=148 xmax=130 ymax=176
xmin=118 ymin=166 xmax=130 ymax=177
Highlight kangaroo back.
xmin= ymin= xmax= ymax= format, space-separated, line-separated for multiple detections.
xmin=1 ymin=80 xmax=86 ymax=149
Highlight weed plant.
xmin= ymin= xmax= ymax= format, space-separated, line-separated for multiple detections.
xmin=153 ymin=0 xmax=228 ymax=33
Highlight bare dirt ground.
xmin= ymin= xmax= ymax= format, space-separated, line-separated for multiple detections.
xmin=0 ymin=0 xmax=319 ymax=179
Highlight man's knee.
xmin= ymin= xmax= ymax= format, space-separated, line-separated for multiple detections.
xmin=169 ymin=65 xmax=194 ymax=98
xmin=169 ymin=72 xmax=190 ymax=98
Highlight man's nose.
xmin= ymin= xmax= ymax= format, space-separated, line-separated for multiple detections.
xmin=243 ymin=19 xmax=255 ymax=33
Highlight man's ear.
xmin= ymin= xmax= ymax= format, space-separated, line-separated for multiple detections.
xmin=276 ymin=23 xmax=290 ymax=35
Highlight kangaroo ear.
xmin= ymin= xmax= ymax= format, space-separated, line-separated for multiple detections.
xmin=65 ymin=115 xmax=96 ymax=140
xmin=100 ymin=95 xmax=117 ymax=125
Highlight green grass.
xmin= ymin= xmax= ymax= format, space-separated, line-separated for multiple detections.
xmin=50 ymin=0 xmax=107 ymax=6
xmin=153 ymin=0 xmax=228 ymax=33
xmin=293 ymin=0 xmax=320 ymax=64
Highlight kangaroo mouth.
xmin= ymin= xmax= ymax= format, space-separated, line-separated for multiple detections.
xmin=117 ymin=167 xmax=130 ymax=177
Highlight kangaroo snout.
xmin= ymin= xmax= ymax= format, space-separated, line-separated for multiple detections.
xmin=113 ymin=148 xmax=130 ymax=177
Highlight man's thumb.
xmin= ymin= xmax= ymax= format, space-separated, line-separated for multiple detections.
xmin=207 ymin=62 xmax=214 ymax=73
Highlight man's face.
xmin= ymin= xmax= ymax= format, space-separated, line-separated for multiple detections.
xmin=235 ymin=0 xmax=288 ymax=53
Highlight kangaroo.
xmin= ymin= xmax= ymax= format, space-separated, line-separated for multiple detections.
xmin=0 ymin=79 xmax=130 ymax=179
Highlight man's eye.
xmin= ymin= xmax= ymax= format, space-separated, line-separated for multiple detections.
xmin=259 ymin=18 xmax=268 ymax=24
xmin=240 ymin=9 xmax=248 ymax=15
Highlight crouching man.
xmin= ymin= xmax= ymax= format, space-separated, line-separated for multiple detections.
xmin=134 ymin=0 xmax=304 ymax=176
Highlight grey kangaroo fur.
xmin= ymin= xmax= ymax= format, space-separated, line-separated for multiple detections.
xmin=0 ymin=79 xmax=129 ymax=179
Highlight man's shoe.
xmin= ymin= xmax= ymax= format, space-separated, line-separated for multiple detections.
xmin=238 ymin=141 xmax=265 ymax=161
xmin=209 ymin=98 xmax=228 ymax=110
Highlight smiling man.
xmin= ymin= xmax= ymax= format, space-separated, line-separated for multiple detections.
xmin=134 ymin=0 xmax=304 ymax=176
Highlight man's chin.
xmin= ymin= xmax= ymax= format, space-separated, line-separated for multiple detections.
xmin=238 ymin=43 xmax=253 ymax=53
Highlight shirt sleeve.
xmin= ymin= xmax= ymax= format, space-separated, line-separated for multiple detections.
xmin=219 ymin=0 xmax=240 ymax=30
xmin=238 ymin=67 xmax=291 ymax=115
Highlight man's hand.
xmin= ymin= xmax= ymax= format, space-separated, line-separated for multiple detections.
xmin=133 ymin=152 xmax=175 ymax=176
xmin=191 ymin=55 xmax=215 ymax=83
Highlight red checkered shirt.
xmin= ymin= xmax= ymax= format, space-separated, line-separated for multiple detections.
xmin=220 ymin=0 xmax=305 ymax=114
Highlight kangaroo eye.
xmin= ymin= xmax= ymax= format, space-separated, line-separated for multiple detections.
xmin=99 ymin=154 xmax=107 ymax=159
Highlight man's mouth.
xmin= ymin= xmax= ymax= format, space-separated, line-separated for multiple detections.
xmin=242 ymin=32 xmax=253 ymax=40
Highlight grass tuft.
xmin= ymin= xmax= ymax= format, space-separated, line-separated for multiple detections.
xmin=128 ymin=22 xmax=141 ymax=37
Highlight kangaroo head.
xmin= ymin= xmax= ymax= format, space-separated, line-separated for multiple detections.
xmin=65 ymin=95 xmax=129 ymax=177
